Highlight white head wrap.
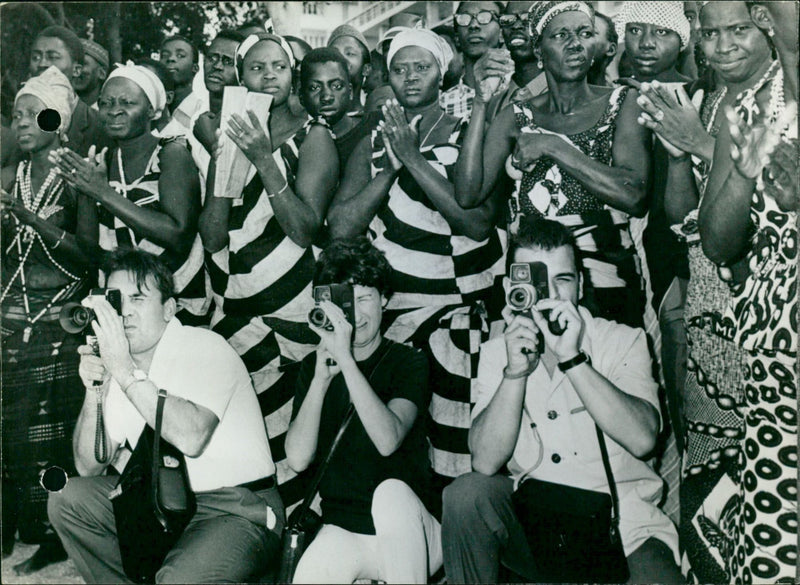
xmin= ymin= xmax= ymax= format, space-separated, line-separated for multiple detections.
xmin=235 ymin=33 xmax=296 ymax=84
xmin=386 ymin=28 xmax=454 ymax=76
xmin=104 ymin=63 xmax=167 ymax=120
xmin=16 ymin=65 xmax=76 ymax=139
xmin=614 ymin=1 xmax=692 ymax=50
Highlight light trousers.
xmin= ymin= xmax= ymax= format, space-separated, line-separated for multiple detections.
xmin=293 ymin=479 xmax=442 ymax=584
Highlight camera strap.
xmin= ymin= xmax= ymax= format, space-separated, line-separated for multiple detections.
xmin=94 ymin=386 xmax=110 ymax=463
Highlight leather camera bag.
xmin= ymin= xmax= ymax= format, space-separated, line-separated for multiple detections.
xmin=511 ymin=424 xmax=629 ymax=583
xmin=111 ymin=389 xmax=196 ymax=582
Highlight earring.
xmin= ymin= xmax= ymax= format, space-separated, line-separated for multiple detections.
xmin=767 ymin=26 xmax=775 ymax=37
xmin=537 ymin=60 xmax=543 ymax=69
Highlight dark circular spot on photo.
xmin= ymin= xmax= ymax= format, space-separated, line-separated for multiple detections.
xmin=39 ymin=465 xmax=68 ymax=493
xmin=37 ymin=108 xmax=61 ymax=133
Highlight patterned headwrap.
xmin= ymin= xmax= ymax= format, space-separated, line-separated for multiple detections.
xmin=104 ymin=63 xmax=167 ymax=120
xmin=16 ymin=65 xmax=76 ymax=139
xmin=614 ymin=1 xmax=691 ymax=50
xmin=80 ymin=38 xmax=110 ymax=70
xmin=528 ymin=1 xmax=594 ymax=45
xmin=386 ymin=28 xmax=454 ymax=76
xmin=235 ymin=32 xmax=296 ymax=84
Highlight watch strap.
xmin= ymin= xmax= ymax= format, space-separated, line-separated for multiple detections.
xmin=558 ymin=350 xmax=590 ymax=372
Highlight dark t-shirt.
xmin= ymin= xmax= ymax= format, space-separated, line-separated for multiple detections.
xmin=291 ymin=338 xmax=432 ymax=534
xmin=334 ymin=111 xmax=380 ymax=178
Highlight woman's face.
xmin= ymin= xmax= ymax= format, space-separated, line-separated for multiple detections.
xmin=388 ymin=46 xmax=441 ymax=109
xmin=98 ymin=77 xmax=153 ymax=140
xmin=536 ymin=11 xmax=595 ymax=82
xmin=12 ymin=94 xmax=59 ymax=153
xmin=241 ymin=40 xmax=293 ymax=105
xmin=699 ymin=1 xmax=771 ymax=85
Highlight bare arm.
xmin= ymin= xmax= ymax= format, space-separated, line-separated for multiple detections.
xmin=327 ymin=135 xmax=398 ymax=239
xmin=664 ymin=154 xmax=699 ymax=226
xmin=285 ymin=358 xmax=329 ymax=473
xmin=198 ymin=154 xmax=233 ymax=253
xmin=520 ymin=90 xmax=651 ymax=217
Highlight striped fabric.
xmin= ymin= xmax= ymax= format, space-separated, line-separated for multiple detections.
xmin=368 ymin=118 xmax=506 ymax=494
xmin=99 ymin=137 xmax=208 ymax=322
xmin=207 ymin=119 xmax=327 ymax=507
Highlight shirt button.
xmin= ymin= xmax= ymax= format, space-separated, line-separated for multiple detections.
xmin=551 ymin=453 xmax=561 ymax=463
xmin=547 ymin=410 xmax=558 ymax=420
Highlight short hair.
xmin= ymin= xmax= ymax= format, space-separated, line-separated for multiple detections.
xmin=160 ymin=35 xmax=199 ymax=63
xmin=36 ymin=26 xmax=85 ymax=65
xmin=103 ymin=248 xmax=175 ymax=302
xmin=507 ymin=217 xmax=583 ymax=277
xmin=137 ymin=58 xmax=175 ymax=93
xmin=211 ymin=29 xmax=246 ymax=46
xmin=238 ymin=19 xmax=266 ymax=33
xmin=313 ymin=237 xmax=394 ymax=298
xmin=300 ymin=47 xmax=352 ymax=90
xmin=595 ymin=12 xmax=618 ymax=46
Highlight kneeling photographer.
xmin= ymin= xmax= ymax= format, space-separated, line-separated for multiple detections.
xmin=47 ymin=248 xmax=283 ymax=584
xmin=285 ymin=237 xmax=442 ymax=584
xmin=441 ymin=218 xmax=681 ymax=584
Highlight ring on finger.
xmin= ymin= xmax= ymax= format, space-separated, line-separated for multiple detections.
xmin=654 ymin=110 xmax=664 ymax=122
xmin=70 ymin=169 xmax=78 ymax=175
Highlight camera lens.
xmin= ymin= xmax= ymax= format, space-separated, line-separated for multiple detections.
xmin=507 ymin=286 xmax=534 ymax=311
xmin=58 ymin=303 xmax=94 ymax=334
xmin=308 ymin=307 xmax=332 ymax=330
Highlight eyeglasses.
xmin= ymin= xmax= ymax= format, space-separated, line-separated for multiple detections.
xmin=454 ymin=11 xmax=499 ymax=27
xmin=498 ymin=13 xmax=531 ymax=28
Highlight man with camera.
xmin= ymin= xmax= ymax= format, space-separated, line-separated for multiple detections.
xmin=47 ymin=248 xmax=284 ymax=583
xmin=441 ymin=218 xmax=680 ymax=584
xmin=285 ymin=237 xmax=441 ymax=584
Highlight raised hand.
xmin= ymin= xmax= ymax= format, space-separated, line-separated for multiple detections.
xmin=194 ymin=112 xmax=221 ymax=153
xmin=727 ymin=101 xmax=796 ymax=181
xmin=381 ymin=99 xmax=422 ymax=165
xmin=226 ymin=110 xmax=273 ymax=164
xmin=531 ymin=299 xmax=584 ymax=363
xmin=474 ymin=48 xmax=515 ymax=104
xmin=761 ymin=138 xmax=798 ymax=212
xmin=501 ymin=306 xmax=540 ymax=375
xmin=49 ymin=146 xmax=110 ymax=200
xmin=307 ymin=300 xmax=354 ymax=367
xmin=637 ymin=81 xmax=708 ymax=158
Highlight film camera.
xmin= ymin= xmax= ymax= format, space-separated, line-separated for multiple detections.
xmin=308 ymin=284 xmax=356 ymax=333
xmin=59 ymin=288 xmax=122 ymax=335
xmin=506 ymin=262 xmax=566 ymax=336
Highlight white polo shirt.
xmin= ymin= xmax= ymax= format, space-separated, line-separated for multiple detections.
xmin=473 ymin=306 xmax=679 ymax=563
xmin=105 ymin=318 xmax=275 ymax=492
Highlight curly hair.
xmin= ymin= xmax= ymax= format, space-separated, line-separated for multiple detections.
xmin=313 ymin=237 xmax=394 ymax=298
xmin=102 ymin=247 xmax=175 ymax=302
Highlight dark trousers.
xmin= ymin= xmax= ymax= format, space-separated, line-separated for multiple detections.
xmin=48 ymin=475 xmax=284 ymax=584
xmin=442 ymin=472 xmax=682 ymax=584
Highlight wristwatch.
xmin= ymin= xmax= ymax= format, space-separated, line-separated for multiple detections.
xmin=557 ymin=351 xmax=590 ymax=372
xmin=122 ymin=368 xmax=148 ymax=393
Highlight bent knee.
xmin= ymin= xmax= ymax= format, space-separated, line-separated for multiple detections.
xmin=372 ymin=479 xmax=421 ymax=525
xmin=443 ymin=472 xmax=497 ymax=517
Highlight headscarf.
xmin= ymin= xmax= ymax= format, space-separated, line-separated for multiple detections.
xmin=80 ymin=38 xmax=110 ymax=70
xmin=16 ymin=65 xmax=75 ymax=139
xmin=528 ymin=1 xmax=594 ymax=46
xmin=235 ymin=32 xmax=296 ymax=84
xmin=386 ymin=28 xmax=454 ymax=76
xmin=614 ymin=1 xmax=691 ymax=50
xmin=104 ymin=63 xmax=167 ymax=120
xmin=327 ymin=24 xmax=370 ymax=56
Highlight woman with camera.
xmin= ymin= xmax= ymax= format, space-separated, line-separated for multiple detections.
xmin=454 ymin=0 xmax=651 ymax=329
xmin=48 ymin=63 xmax=206 ymax=325
xmin=0 ymin=67 xmax=93 ymax=572
xmin=286 ymin=238 xmax=440 ymax=584
xmin=327 ymin=28 xmax=504 ymax=498
xmin=198 ymin=32 xmax=339 ymax=501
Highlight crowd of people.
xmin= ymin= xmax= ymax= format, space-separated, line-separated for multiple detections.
xmin=1 ymin=1 xmax=796 ymax=583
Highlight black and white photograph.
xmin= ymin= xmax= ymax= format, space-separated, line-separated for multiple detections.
xmin=0 ymin=1 xmax=797 ymax=583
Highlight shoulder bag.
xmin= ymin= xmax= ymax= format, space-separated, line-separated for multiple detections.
xmin=110 ymin=388 xmax=196 ymax=582
xmin=511 ymin=424 xmax=629 ymax=583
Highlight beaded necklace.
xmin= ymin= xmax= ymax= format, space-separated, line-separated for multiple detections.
xmin=1 ymin=161 xmax=82 ymax=342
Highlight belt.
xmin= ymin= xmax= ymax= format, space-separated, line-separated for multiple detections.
xmin=239 ymin=475 xmax=276 ymax=492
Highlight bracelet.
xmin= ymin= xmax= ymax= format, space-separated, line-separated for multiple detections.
xmin=557 ymin=351 xmax=591 ymax=373
xmin=503 ymin=365 xmax=532 ymax=380
xmin=51 ymin=230 xmax=66 ymax=250
xmin=267 ymin=180 xmax=289 ymax=199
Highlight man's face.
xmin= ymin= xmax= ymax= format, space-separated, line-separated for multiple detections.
xmin=204 ymin=37 xmax=239 ymax=95
xmin=106 ymin=271 xmax=173 ymax=357
xmin=73 ymin=54 xmax=106 ymax=93
xmin=301 ymin=61 xmax=352 ymax=124
xmin=684 ymin=1 xmax=701 ymax=45
xmin=510 ymin=245 xmax=581 ymax=306
xmin=160 ymin=39 xmax=197 ymax=87
xmin=500 ymin=1 xmax=535 ymax=63
xmin=29 ymin=36 xmax=81 ymax=82
xmin=700 ymin=1 xmax=771 ymax=85
xmin=352 ymin=284 xmax=384 ymax=350
xmin=389 ymin=46 xmax=441 ymax=109
xmin=625 ymin=22 xmax=682 ymax=80
xmin=330 ymin=35 xmax=367 ymax=85
xmin=455 ymin=1 xmax=503 ymax=60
